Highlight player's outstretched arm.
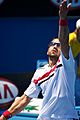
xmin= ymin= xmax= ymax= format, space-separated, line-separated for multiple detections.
xmin=0 ymin=94 xmax=31 ymax=120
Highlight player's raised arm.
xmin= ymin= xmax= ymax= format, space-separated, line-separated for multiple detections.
xmin=58 ymin=0 xmax=71 ymax=59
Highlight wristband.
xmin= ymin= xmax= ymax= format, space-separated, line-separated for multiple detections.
xmin=59 ymin=19 xmax=68 ymax=26
xmin=3 ymin=110 xmax=12 ymax=119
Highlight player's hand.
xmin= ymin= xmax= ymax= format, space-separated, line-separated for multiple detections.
xmin=59 ymin=0 xmax=71 ymax=19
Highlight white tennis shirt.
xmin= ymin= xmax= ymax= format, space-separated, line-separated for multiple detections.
xmin=24 ymin=48 xmax=78 ymax=120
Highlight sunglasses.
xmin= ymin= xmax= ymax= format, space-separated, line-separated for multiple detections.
xmin=48 ymin=41 xmax=61 ymax=47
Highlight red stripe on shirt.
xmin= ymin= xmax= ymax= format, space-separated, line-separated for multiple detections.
xmin=33 ymin=65 xmax=57 ymax=84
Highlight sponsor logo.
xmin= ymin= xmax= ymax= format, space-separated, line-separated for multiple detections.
xmin=50 ymin=0 xmax=80 ymax=8
xmin=0 ymin=77 xmax=18 ymax=104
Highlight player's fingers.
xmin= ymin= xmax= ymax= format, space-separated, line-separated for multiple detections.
xmin=67 ymin=3 xmax=71 ymax=10
xmin=59 ymin=5 xmax=62 ymax=11
xmin=63 ymin=0 xmax=67 ymax=9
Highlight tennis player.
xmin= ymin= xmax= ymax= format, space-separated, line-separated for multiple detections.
xmin=0 ymin=0 xmax=78 ymax=120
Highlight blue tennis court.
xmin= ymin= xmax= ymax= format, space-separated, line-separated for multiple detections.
xmin=9 ymin=113 xmax=38 ymax=120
